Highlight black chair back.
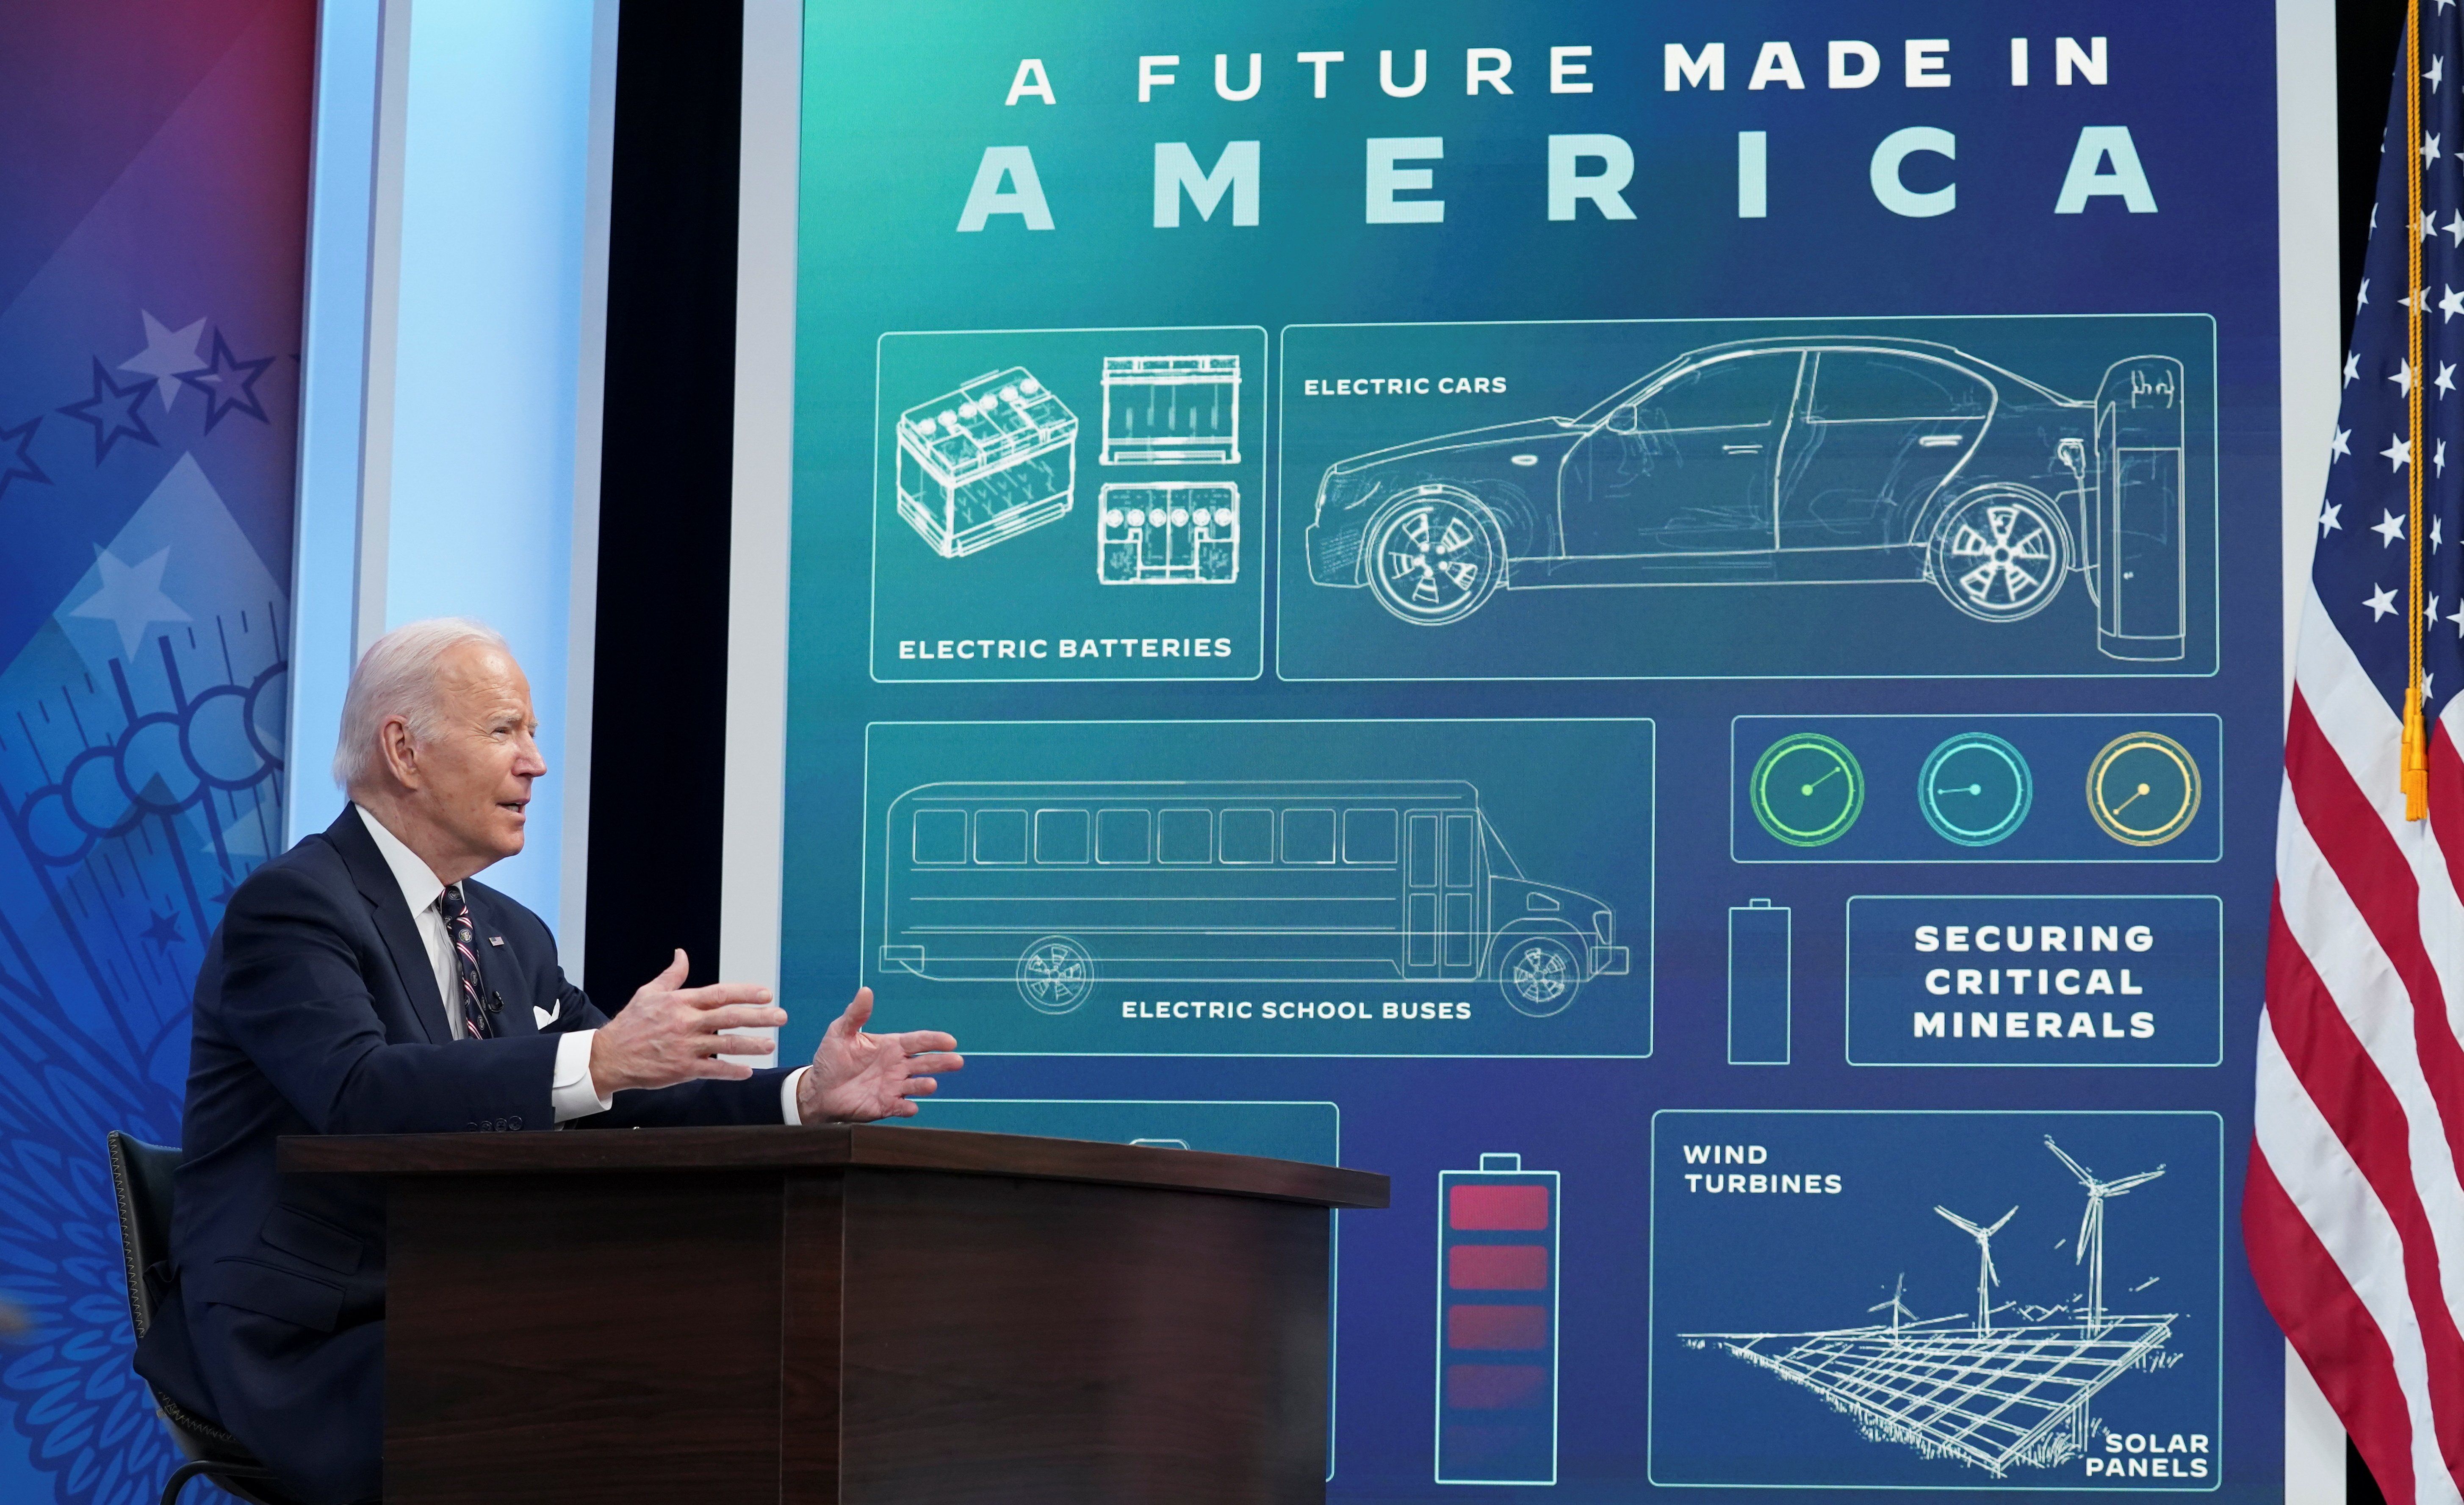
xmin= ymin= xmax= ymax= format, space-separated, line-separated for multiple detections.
xmin=108 ymin=1131 xmax=179 ymax=1341
xmin=107 ymin=1131 xmax=303 ymax=1505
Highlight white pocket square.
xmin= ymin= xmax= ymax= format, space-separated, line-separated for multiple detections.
xmin=534 ymin=1001 xmax=560 ymax=1030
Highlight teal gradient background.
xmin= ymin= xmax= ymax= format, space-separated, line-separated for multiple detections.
xmin=789 ymin=3 xmax=2282 ymax=1497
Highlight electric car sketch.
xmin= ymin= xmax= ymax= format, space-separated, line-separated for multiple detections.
xmin=1302 ymin=337 xmax=2189 ymax=660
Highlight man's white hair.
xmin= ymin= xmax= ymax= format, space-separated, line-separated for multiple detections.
xmin=331 ymin=618 xmax=512 ymax=790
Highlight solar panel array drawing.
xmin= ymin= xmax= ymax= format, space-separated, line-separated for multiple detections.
xmin=1681 ymin=1136 xmax=2176 ymax=1478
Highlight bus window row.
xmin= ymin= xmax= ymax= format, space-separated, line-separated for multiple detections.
xmin=909 ymin=805 xmax=1405 ymax=868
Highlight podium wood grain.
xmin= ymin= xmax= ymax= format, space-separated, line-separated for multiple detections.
xmin=284 ymin=1125 xmax=1386 ymax=1505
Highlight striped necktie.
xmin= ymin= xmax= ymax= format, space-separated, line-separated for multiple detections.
xmin=438 ymin=884 xmax=493 ymax=1040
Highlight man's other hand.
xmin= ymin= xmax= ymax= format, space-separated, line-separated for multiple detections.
xmin=588 ymin=951 xmax=788 ymax=1093
xmin=796 ymin=988 xmax=962 ymax=1123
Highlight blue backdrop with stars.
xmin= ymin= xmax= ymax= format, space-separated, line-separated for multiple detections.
xmin=0 ymin=2 xmax=312 ymax=1501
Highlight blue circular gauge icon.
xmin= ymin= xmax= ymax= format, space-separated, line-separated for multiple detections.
xmin=1917 ymin=732 xmax=2033 ymax=847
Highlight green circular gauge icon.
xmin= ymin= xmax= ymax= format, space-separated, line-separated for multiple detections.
xmin=1749 ymin=732 xmax=1866 ymax=847
xmin=2086 ymin=731 xmax=2202 ymax=847
xmin=1918 ymin=732 xmax=2034 ymax=847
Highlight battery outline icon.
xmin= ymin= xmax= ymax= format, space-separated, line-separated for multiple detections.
xmin=1434 ymin=1152 xmax=1560 ymax=1486
xmin=1728 ymin=898 xmax=1792 ymax=1065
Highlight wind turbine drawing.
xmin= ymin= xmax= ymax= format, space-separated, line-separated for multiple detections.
xmin=2045 ymin=1136 xmax=2165 ymax=1337
xmin=1869 ymin=1272 xmax=1917 ymax=1341
xmin=1935 ymin=1205 xmax=2017 ymax=1336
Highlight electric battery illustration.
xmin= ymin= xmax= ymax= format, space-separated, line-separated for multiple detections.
xmin=1097 ymin=482 xmax=1239 ymax=584
xmin=1435 ymin=1152 xmax=1559 ymax=1486
xmin=895 ymin=367 xmax=1077 ymax=558
xmin=1728 ymin=899 xmax=1791 ymax=1065
xmin=1100 ymin=354 xmax=1241 ymax=465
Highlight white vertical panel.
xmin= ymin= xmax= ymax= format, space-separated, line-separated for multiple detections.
xmin=560 ymin=0 xmax=622 ymax=980
xmin=719 ymin=0 xmax=803 ymax=1059
xmin=2279 ymin=1 xmax=2348 ymax=1500
xmin=375 ymin=0 xmax=602 ymax=924
xmin=2281 ymin=0 xmax=2339 ymax=712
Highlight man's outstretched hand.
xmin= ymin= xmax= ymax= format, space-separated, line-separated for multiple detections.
xmin=795 ymin=987 xmax=962 ymax=1123
xmin=588 ymin=950 xmax=787 ymax=1094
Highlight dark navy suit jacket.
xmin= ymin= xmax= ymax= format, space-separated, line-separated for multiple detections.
xmin=136 ymin=808 xmax=792 ymax=1504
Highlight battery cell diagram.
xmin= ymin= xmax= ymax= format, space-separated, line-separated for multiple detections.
xmin=1437 ymin=1153 xmax=1561 ymax=1487
xmin=896 ymin=355 xmax=1246 ymax=584
xmin=1100 ymin=483 xmax=1239 ymax=584
xmin=1102 ymin=354 xmax=1241 ymax=465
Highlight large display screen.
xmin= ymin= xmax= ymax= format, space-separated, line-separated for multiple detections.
xmin=786 ymin=3 xmax=2282 ymax=1496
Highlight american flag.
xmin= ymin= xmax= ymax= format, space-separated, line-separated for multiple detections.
xmin=2246 ymin=6 xmax=2464 ymax=1504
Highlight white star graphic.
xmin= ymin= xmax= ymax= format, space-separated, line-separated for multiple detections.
xmin=2347 ymin=351 xmax=2363 ymax=386
xmin=2431 ymin=593 xmax=2445 ymax=627
xmin=2427 ymin=211 xmax=2441 ymax=242
xmin=2396 ymin=358 xmax=2418 ymax=396
xmin=2331 ymin=427 xmax=2353 ymax=461
xmin=2368 ymin=584 xmax=2401 ymax=620
xmin=68 ymin=547 xmax=191 ymax=658
xmin=2376 ymin=507 xmax=2409 ymax=543
xmin=2427 ymin=131 xmax=2444 ymax=166
xmin=2441 ymin=438 xmax=2450 ymax=477
xmin=2386 ymin=435 xmax=2414 ymax=471
xmin=2441 ymin=362 xmax=2458 ymax=396
xmin=116 ymin=312 xmax=205 ymax=412
xmin=2439 ymin=513 xmax=2447 ymax=549
xmin=2404 ymin=285 xmax=2427 ymax=314
xmin=2434 ymin=53 xmax=2450 ymax=90
xmin=2320 ymin=501 xmax=2345 ymax=535
xmin=2447 ymin=210 xmax=2464 ymax=246
xmin=2359 ymin=276 xmax=2372 ymax=309
xmin=2448 ymin=598 xmax=2464 ymax=635
xmin=2429 ymin=672 xmax=2439 ymax=700
xmin=2443 ymin=286 xmax=2464 ymax=322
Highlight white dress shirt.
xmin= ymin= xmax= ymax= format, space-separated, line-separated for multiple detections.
xmin=352 ymin=806 xmax=806 ymax=1124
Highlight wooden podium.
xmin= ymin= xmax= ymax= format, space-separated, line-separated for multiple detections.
xmin=281 ymin=1125 xmax=1387 ymax=1505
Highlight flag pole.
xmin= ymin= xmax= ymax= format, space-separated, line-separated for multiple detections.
xmin=2408 ymin=0 xmax=2432 ymax=819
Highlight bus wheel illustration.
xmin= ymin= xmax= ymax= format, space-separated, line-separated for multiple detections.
xmin=1927 ymin=487 xmax=2070 ymax=623
xmin=1498 ymin=935 xmax=1581 ymax=1018
xmin=1016 ymin=935 xmax=1094 ymax=1014
xmin=1363 ymin=489 xmax=1506 ymax=626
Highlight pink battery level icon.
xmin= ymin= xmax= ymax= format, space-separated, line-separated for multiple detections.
xmin=1435 ymin=1152 xmax=1560 ymax=1486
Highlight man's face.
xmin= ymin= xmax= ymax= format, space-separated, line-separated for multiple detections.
xmin=400 ymin=643 xmax=546 ymax=870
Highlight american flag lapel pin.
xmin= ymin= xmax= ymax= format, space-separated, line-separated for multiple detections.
xmin=487 ymin=936 xmax=504 ymax=947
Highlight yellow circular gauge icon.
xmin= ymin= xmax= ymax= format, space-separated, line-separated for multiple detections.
xmin=2085 ymin=732 xmax=2202 ymax=847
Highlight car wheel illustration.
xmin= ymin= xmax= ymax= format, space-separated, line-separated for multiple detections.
xmin=1016 ymin=935 xmax=1094 ymax=1014
xmin=1362 ymin=490 xmax=1506 ymax=626
xmin=1928 ymin=488 xmax=2071 ymax=622
xmin=1497 ymin=934 xmax=1582 ymax=1018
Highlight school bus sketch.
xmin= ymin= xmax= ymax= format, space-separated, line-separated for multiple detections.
xmin=876 ymin=781 xmax=1632 ymax=1017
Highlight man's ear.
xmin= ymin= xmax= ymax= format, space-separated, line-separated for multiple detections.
xmin=377 ymin=715 xmax=421 ymax=788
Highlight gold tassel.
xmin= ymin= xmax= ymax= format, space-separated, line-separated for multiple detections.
xmin=2406 ymin=686 xmax=2431 ymax=820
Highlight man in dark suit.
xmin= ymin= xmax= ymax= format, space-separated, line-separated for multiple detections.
xmin=136 ymin=618 xmax=960 ymax=1505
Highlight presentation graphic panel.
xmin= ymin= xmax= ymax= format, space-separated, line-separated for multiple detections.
xmin=1650 ymin=1111 xmax=2223 ymax=1491
xmin=875 ymin=326 xmax=1266 ymax=681
xmin=1277 ymin=316 xmax=2215 ymax=682
xmin=1847 ymin=896 xmax=2225 ymax=1067
xmin=1732 ymin=715 xmax=2220 ymax=863
xmin=861 ymin=719 xmax=1653 ymax=1056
